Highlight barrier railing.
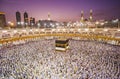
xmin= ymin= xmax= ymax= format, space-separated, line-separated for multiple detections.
xmin=0 ymin=33 xmax=120 ymax=45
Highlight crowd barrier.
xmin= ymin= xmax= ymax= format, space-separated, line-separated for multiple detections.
xmin=0 ymin=33 xmax=120 ymax=46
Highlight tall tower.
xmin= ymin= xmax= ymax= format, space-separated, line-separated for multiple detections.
xmin=0 ymin=12 xmax=6 ymax=28
xmin=24 ymin=12 xmax=29 ymax=26
xmin=48 ymin=12 xmax=51 ymax=20
xmin=89 ymin=9 xmax=93 ymax=21
xmin=33 ymin=18 xmax=35 ymax=25
xmin=16 ymin=11 xmax=21 ymax=26
xmin=80 ymin=10 xmax=84 ymax=22
xmin=30 ymin=17 xmax=35 ymax=27
xmin=30 ymin=17 xmax=33 ymax=26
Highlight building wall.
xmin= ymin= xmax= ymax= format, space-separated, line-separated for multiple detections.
xmin=16 ymin=11 xmax=21 ymax=27
xmin=24 ymin=12 xmax=29 ymax=26
xmin=0 ymin=12 xmax=6 ymax=28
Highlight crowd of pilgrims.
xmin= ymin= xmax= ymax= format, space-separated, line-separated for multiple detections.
xmin=0 ymin=38 xmax=120 ymax=79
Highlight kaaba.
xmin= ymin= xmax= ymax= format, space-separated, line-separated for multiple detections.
xmin=55 ymin=39 xmax=69 ymax=51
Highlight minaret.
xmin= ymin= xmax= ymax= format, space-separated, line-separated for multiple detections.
xmin=48 ymin=12 xmax=51 ymax=20
xmin=80 ymin=10 xmax=84 ymax=22
xmin=30 ymin=17 xmax=33 ymax=26
xmin=89 ymin=9 xmax=93 ymax=21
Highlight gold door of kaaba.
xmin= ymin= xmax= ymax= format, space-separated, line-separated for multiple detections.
xmin=55 ymin=39 xmax=69 ymax=51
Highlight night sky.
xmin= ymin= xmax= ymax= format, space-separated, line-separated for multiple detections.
xmin=0 ymin=0 xmax=120 ymax=22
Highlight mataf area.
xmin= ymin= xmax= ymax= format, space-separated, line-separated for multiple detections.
xmin=0 ymin=39 xmax=120 ymax=79
xmin=1 ymin=0 xmax=120 ymax=78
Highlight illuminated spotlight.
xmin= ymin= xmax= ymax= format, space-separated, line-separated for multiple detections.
xmin=50 ymin=23 xmax=53 ymax=26
xmin=85 ymin=28 xmax=89 ymax=32
xmin=31 ymin=23 xmax=34 ymax=26
xmin=63 ymin=29 xmax=66 ymax=31
xmin=52 ymin=25 xmax=55 ymax=27
xmin=70 ymin=29 xmax=74 ymax=31
xmin=13 ymin=30 xmax=17 ymax=33
xmin=35 ymin=29 xmax=38 ymax=31
xmin=21 ymin=22 xmax=24 ymax=25
xmin=112 ymin=19 xmax=119 ymax=23
xmin=105 ymin=21 xmax=108 ymax=24
xmin=73 ymin=23 xmax=76 ymax=26
xmin=41 ymin=29 xmax=45 ymax=32
xmin=8 ymin=21 xmax=11 ymax=24
xmin=2 ymin=30 xmax=7 ymax=33
xmin=67 ymin=24 xmax=69 ymax=26
xmin=52 ymin=29 xmax=55 ymax=32
xmin=25 ymin=23 xmax=28 ymax=25
xmin=95 ymin=21 xmax=99 ymax=25
xmin=117 ymin=29 xmax=120 ymax=32
xmin=104 ymin=29 xmax=108 ymax=32
xmin=22 ymin=30 xmax=26 ymax=32
xmin=17 ymin=22 xmax=21 ymax=25
xmin=78 ymin=29 xmax=81 ymax=31
xmin=100 ymin=23 xmax=104 ymax=26
xmin=92 ymin=29 xmax=95 ymax=32
xmin=10 ymin=23 xmax=14 ymax=26
xmin=37 ymin=23 xmax=40 ymax=26
xmin=57 ymin=29 xmax=60 ymax=31
xmin=56 ymin=23 xmax=59 ymax=26
xmin=30 ymin=29 xmax=33 ymax=32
